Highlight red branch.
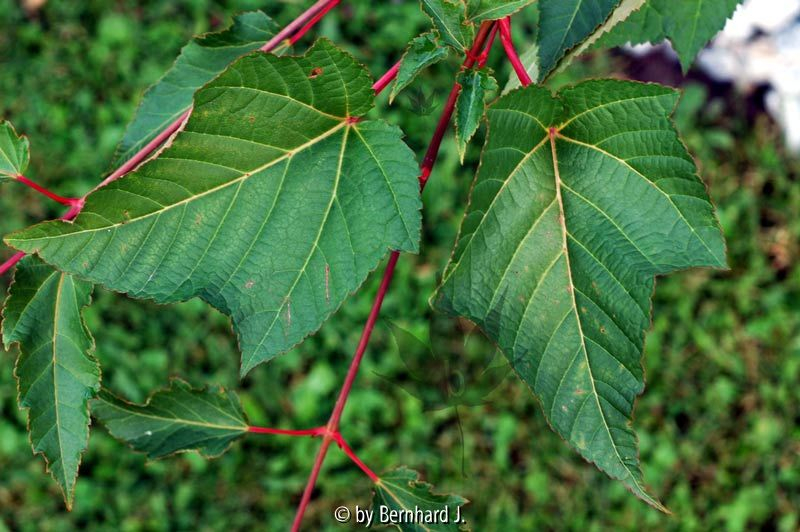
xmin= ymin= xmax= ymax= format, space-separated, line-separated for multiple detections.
xmin=498 ymin=17 xmax=532 ymax=86
xmin=289 ymin=0 xmax=341 ymax=45
xmin=248 ymin=426 xmax=325 ymax=437
xmin=0 ymin=252 xmax=26 ymax=277
xmin=0 ymin=0 xmax=341 ymax=278
xmin=16 ymin=175 xmax=80 ymax=206
xmin=372 ymin=60 xmax=401 ymax=95
xmin=290 ymin=21 xmax=497 ymax=531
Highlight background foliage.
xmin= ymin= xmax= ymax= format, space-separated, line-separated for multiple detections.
xmin=0 ymin=0 xmax=798 ymax=530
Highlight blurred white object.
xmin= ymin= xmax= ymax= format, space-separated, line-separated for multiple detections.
xmin=698 ymin=0 xmax=800 ymax=152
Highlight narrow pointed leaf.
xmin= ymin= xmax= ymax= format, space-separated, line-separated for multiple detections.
xmin=8 ymin=40 xmax=422 ymax=376
xmin=421 ymin=0 xmax=475 ymax=51
xmin=550 ymin=0 xmax=647 ymax=76
xmin=391 ymin=32 xmax=450 ymax=103
xmin=112 ymin=11 xmax=278 ymax=168
xmin=372 ymin=467 xmax=468 ymax=531
xmin=455 ymin=68 xmax=496 ymax=162
xmin=435 ymin=80 xmax=726 ymax=508
xmin=2 ymin=256 xmax=98 ymax=509
xmin=92 ymin=379 xmax=248 ymax=459
xmin=0 ymin=120 xmax=29 ymax=181
xmin=596 ymin=0 xmax=742 ymax=70
xmin=536 ymin=0 xmax=622 ymax=81
xmin=467 ymin=0 xmax=536 ymax=22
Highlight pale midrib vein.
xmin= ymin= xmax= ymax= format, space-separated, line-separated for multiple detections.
xmin=244 ymin=124 xmax=351 ymax=367
xmin=376 ymin=482 xmax=436 ymax=532
xmin=50 ymin=273 xmax=69 ymax=491
xmin=105 ymin=404 xmax=247 ymax=431
xmin=557 ymin=133 xmax=721 ymax=264
xmin=549 ymin=132 xmax=648 ymax=496
xmin=17 ymin=121 xmax=350 ymax=243
xmin=549 ymin=0 xmax=584 ymax=65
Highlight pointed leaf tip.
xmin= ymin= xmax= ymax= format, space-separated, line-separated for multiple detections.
xmin=3 ymin=256 xmax=98 ymax=509
xmin=0 ymin=120 xmax=30 ymax=181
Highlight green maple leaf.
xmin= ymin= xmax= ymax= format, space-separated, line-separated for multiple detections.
xmin=435 ymin=80 xmax=726 ymax=509
xmin=7 ymin=40 xmax=422 ymax=376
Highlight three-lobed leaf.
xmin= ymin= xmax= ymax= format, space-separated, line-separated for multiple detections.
xmin=7 ymin=40 xmax=422 ymax=376
xmin=0 ymin=120 xmax=29 ymax=181
xmin=391 ymin=32 xmax=450 ymax=103
xmin=435 ymin=80 xmax=726 ymax=508
xmin=92 ymin=379 xmax=248 ymax=459
xmin=372 ymin=466 xmax=468 ymax=531
xmin=596 ymin=0 xmax=743 ymax=70
xmin=455 ymin=68 xmax=497 ymax=161
xmin=2 ymin=256 xmax=98 ymax=509
xmin=112 ymin=11 xmax=278 ymax=168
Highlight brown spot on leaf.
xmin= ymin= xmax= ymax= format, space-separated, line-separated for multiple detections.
xmin=309 ymin=67 xmax=323 ymax=79
xmin=245 ymin=280 xmax=255 ymax=289
xmin=194 ymin=213 xmax=203 ymax=226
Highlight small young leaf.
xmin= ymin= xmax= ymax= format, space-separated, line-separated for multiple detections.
xmin=2 ymin=256 xmax=98 ymax=509
xmin=536 ymin=0 xmax=622 ymax=81
xmin=391 ymin=32 xmax=450 ymax=103
xmin=0 ymin=120 xmax=30 ymax=181
xmin=92 ymin=379 xmax=248 ymax=459
xmin=421 ymin=0 xmax=475 ymax=51
xmin=7 ymin=40 xmax=422 ymax=376
xmin=372 ymin=467 xmax=468 ymax=531
xmin=112 ymin=11 xmax=278 ymax=168
xmin=467 ymin=0 xmax=536 ymax=22
xmin=435 ymin=80 xmax=726 ymax=509
xmin=455 ymin=68 xmax=497 ymax=162
xmin=596 ymin=0 xmax=742 ymax=70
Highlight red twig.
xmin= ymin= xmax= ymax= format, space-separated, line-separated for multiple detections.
xmin=332 ymin=432 xmax=379 ymax=482
xmin=248 ymin=426 xmax=325 ymax=436
xmin=291 ymin=21 xmax=496 ymax=531
xmin=498 ymin=17 xmax=532 ymax=86
xmin=477 ymin=24 xmax=499 ymax=67
xmin=289 ymin=0 xmax=341 ymax=45
xmin=16 ymin=175 xmax=80 ymax=207
xmin=373 ymin=61 xmax=401 ymax=95
xmin=260 ymin=0 xmax=336 ymax=52
xmin=0 ymin=252 xmax=26 ymax=277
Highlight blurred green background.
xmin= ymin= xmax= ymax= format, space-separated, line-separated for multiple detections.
xmin=1 ymin=1 xmax=798 ymax=530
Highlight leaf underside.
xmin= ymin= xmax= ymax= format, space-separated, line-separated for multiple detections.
xmin=112 ymin=11 xmax=278 ymax=168
xmin=2 ymin=256 xmax=98 ymax=509
xmin=435 ymin=80 xmax=726 ymax=509
xmin=536 ymin=0 xmax=622 ymax=81
xmin=8 ymin=39 xmax=422 ymax=376
xmin=372 ymin=466 xmax=469 ymax=531
xmin=391 ymin=31 xmax=450 ymax=103
xmin=92 ymin=379 xmax=248 ymax=459
xmin=0 ymin=120 xmax=30 ymax=181
xmin=596 ymin=0 xmax=743 ymax=70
